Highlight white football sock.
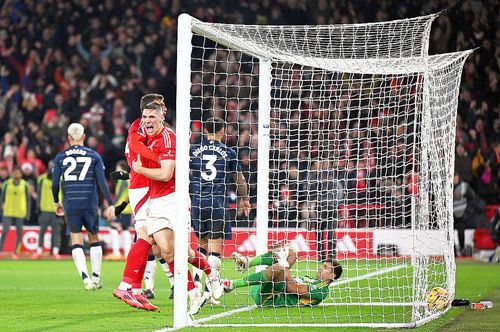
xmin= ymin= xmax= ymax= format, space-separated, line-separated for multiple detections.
xmin=121 ymin=230 xmax=132 ymax=257
xmin=144 ymin=258 xmax=156 ymax=291
xmin=109 ymin=228 xmax=121 ymax=256
xmin=118 ymin=281 xmax=132 ymax=291
xmin=71 ymin=246 xmax=90 ymax=282
xmin=36 ymin=247 xmax=42 ymax=254
xmin=90 ymin=243 xmax=102 ymax=282
xmin=53 ymin=247 xmax=59 ymax=255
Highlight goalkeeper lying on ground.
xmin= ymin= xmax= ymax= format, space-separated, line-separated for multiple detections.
xmin=223 ymin=243 xmax=342 ymax=306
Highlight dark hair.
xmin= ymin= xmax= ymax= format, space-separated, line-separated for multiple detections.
xmin=140 ymin=93 xmax=163 ymax=111
xmin=142 ymin=101 xmax=163 ymax=113
xmin=205 ymin=117 xmax=225 ymax=134
xmin=329 ymin=259 xmax=342 ymax=280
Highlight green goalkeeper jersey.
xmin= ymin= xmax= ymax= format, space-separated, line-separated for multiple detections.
xmin=296 ymin=276 xmax=330 ymax=306
xmin=251 ymin=275 xmax=329 ymax=307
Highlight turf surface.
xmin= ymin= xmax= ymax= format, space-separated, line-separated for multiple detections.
xmin=0 ymin=258 xmax=498 ymax=331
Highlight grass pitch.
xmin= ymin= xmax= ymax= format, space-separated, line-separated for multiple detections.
xmin=0 ymin=258 xmax=498 ymax=331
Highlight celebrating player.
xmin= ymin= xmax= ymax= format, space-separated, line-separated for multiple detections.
xmin=224 ymin=244 xmax=342 ymax=307
xmin=52 ymin=123 xmax=115 ymax=290
xmin=190 ymin=117 xmax=251 ymax=301
xmin=132 ymin=101 xmax=223 ymax=314
xmin=113 ymin=94 xmax=168 ymax=311
xmin=114 ymin=96 xmax=221 ymax=314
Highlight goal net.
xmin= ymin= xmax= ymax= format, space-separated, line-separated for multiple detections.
xmin=174 ymin=13 xmax=472 ymax=328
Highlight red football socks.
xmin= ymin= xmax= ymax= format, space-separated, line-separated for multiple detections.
xmin=168 ymin=261 xmax=196 ymax=291
xmin=189 ymin=250 xmax=212 ymax=276
xmin=121 ymin=238 xmax=151 ymax=285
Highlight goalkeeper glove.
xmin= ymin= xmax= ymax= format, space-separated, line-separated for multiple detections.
xmin=115 ymin=201 xmax=129 ymax=216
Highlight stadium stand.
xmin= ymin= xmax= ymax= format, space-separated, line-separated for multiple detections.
xmin=0 ymin=0 xmax=498 ymax=236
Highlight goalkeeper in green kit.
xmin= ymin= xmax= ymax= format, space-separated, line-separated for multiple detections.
xmin=223 ymin=243 xmax=342 ymax=306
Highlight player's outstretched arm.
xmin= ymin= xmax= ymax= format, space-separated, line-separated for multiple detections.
xmin=129 ymin=131 xmax=160 ymax=163
xmin=133 ymin=156 xmax=174 ymax=182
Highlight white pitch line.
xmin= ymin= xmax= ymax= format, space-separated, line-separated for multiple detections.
xmin=329 ymin=263 xmax=407 ymax=287
xmin=192 ymin=304 xmax=258 ymax=324
xmin=320 ymin=302 xmax=426 ymax=307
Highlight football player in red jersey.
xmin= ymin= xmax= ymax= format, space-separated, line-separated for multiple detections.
xmin=112 ymin=94 xmax=164 ymax=311
xmin=114 ymin=95 xmax=222 ymax=314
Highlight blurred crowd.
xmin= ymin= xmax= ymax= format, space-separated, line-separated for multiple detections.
xmin=0 ymin=0 xmax=498 ymax=232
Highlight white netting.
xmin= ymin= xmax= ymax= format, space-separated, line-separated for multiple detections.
xmin=178 ymin=14 xmax=472 ymax=328
xmin=192 ymin=15 xmax=436 ymax=60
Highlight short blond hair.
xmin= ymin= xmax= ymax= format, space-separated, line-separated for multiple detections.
xmin=67 ymin=123 xmax=85 ymax=141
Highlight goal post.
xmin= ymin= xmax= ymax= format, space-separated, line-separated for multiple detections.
xmin=255 ymin=58 xmax=272 ymax=259
xmin=174 ymin=12 xmax=472 ymax=329
xmin=173 ymin=13 xmax=193 ymax=328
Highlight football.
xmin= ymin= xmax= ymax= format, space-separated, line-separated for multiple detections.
xmin=426 ymin=287 xmax=450 ymax=311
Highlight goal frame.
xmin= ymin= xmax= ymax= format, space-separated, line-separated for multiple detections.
xmin=174 ymin=13 xmax=471 ymax=329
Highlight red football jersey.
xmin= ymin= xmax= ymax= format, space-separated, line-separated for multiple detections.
xmin=144 ymin=126 xmax=176 ymax=199
xmin=125 ymin=119 xmax=160 ymax=189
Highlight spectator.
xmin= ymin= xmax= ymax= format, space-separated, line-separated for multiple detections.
xmin=455 ymin=143 xmax=473 ymax=183
xmin=0 ymin=167 xmax=31 ymax=259
xmin=31 ymin=161 xmax=64 ymax=260
xmin=20 ymin=162 xmax=37 ymax=225
xmin=453 ymin=173 xmax=483 ymax=256
xmin=0 ymin=165 xmax=8 ymax=184
xmin=16 ymin=136 xmax=46 ymax=177
xmin=0 ymin=0 xmax=497 ymax=235
xmin=307 ymin=160 xmax=345 ymax=261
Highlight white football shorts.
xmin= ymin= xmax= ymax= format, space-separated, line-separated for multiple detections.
xmin=146 ymin=193 xmax=176 ymax=235
xmin=128 ymin=187 xmax=150 ymax=229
